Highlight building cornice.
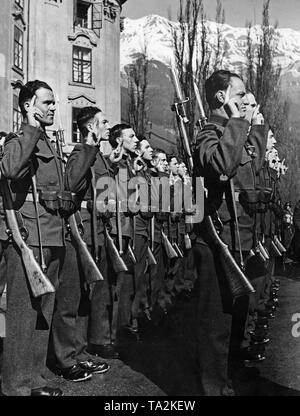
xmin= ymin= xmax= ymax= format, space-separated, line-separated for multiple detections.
xmin=68 ymin=30 xmax=98 ymax=47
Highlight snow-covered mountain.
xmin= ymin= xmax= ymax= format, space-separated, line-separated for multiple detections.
xmin=120 ymin=15 xmax=300 ymax=130
xmin=121 ymin=14 xmax=300 ymax=74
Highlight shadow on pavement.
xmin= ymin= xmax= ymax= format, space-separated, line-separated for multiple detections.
xmin=118 ymin=294 xmax=201 ymax=396
xmin=118 ymin=289 xmax=300 ymax=397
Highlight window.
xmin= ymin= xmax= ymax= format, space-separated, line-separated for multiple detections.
xmin=14 ymin=26 xmax=23 ymax=70
xmin=74 ymin=1 xmax=102 ymax=37
xmin=15 ymin=0 xmax=24 ymax=9
xmin=73 ymin=46 xmax=92 ymax=84
xmin=13 ymin=92 xmax=22 ymax=132
xmin=72 ymin=107 xmax=82 ymax=143
xmin=74 ymin=1 xmax=91 ymax=28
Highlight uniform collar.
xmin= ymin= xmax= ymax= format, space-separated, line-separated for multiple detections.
xmin=208 ymin=114 xmax=229 ymax=128
xmin=21 ymin=122 xmax=46 ymax=137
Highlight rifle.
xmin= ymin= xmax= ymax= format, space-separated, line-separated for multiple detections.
xmin=161 ymin=230 xmax=178 ymax=259
xmin=193 ymin=80 xmax=208 ymax=129
xmin=115 ymin=175 xmax=123 ymax=256
xmin=68 ymin=214 xmax=104 ymax=283
xmin=147 ymin=246 xmax=157 ymax=266
xmin=129 ymin=215 xmax=137 ymax=264
xmin=170 ymin=66 xmax=193 ymax=175
xmin=104 ymin=226 xmax=128 ymax=273
xmin=1 ymin=177 xmax=55 ymax=297
xmin=148 ymin=217 xmax=157 ymax=266
xmin=204 ymin=216 xmax=255 ymax=298
xmin=55 ymin=97 xmax=103 ymax=283
xmin=91 ymin=167 xmax=99 ymax=263
xmin=273 ymin=235 xmax=286 ymax=253
xmin=176 ymin=69 xmax=255 ymax=298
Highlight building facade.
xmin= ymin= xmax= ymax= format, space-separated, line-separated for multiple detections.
xmin=0 ymin=0 xmax=127 ymax=152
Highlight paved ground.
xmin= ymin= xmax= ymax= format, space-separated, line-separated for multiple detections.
xmin=2 ymin=262 xmax=300 ymax=396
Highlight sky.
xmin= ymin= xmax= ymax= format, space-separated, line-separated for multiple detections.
xmin=122 ymin=0 xmax=300 ymax=30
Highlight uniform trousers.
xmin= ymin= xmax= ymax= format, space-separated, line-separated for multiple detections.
xmin=2 ymin=243 xmax=64 ymax=396
xmin=89 ymin=243 xmax=122 ymax=346
xmin=131 ymin=235 xmax=149 ymax=321
xmin=51 ymin=240 xmax=92 ymax=369
xmin=193 ymin=237 xmax=233 ymax=396
xmin=149 ymin=241 xmax=164 ymax=309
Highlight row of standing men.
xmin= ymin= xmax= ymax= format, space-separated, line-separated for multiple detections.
xmin=0 ymin=71 xmax=288 ymax=396
xmin=0 ymin=79 xmax=200 ymax=396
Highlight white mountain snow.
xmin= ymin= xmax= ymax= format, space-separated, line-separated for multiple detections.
xmin=121 ymin=14 xmax=300 ymax=75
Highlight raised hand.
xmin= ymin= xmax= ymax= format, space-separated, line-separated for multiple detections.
xmin=27 ymin=95 xmax=43 ymax=128
xmin=251 ymin=105 xmax=264 ymax=125
xmin=223 ymin=85 xmax=240 ymax=118
xmin=86 ymin=121 xmax=100 ymax=146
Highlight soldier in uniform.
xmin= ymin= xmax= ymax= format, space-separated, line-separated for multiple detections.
xmin=64 ymin=107 xmax=122 ymax=360
xmin=172 ymin=160 xmax=195 ymax=296
xmin=0 ymin=80 xmax=65 ymax=396
xmin=130 ymin=138 xmax=154 ymax=327
xmin=108 ymin=124 xmax=139 ymax=336
xmin=148 ymin=149 xmax=171 ymax=316
xmin=50 ymin=106 xmax=111 ymax=379
xmin=193 ymin=70 xmax=261 ymax=395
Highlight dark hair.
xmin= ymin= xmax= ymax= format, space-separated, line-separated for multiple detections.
xmin=0 ymin=131 xmax=7 ymax=139
xmin=77 ymin=106 xmax=102 ymax=137
xmin=205 ymin=70 xmax=241 ymax=109
xmin=19 ymin=80 xmax=53 ymax=117
xmin=152 ymin=148 xmax=166 ymax=159
xmin=109 ymin=123 xmax=131 ymax=149
xmin=167 ymin=154 xmax=178 ymax=164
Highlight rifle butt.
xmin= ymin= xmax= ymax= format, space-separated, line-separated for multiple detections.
xmin=147 ymin=247 xmax=157 ymax=266
xmin=22 ymin=246 xmax=55 ymax=297
xmin=172 ymin=242 xmax=184 ymax=258
xmin=184 ymin=234 xmax=192 ymax=250
xmin=270 ymin=239 xmax=283 ymax=257
xmin=220 ymin=251 xmax=255 ymax=298
xmin=161 ymin=232 xmax=178 ymax=259
xmin=274 ymin=236 xmax=286 ymax=253
xmin=106 ymin=233 xmax=128 ymax=273
xmin=204 ymin=216 xmax=255 ymax=298
xmin=77 ymin=244 xmax=104 ymax=283
xmin=127 ymin=245 xmax=137 ymax=264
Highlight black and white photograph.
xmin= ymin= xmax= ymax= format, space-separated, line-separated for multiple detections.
xmin=1 ymin=0 xmax=300 ymax=400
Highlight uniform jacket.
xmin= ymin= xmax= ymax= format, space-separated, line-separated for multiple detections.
xmin=110 ymin=155 xmax=137 ymax=239
xmin=65 ymin=143 xmax=113 ymax=246
xmin=0 ymin=124 xmax=65 ymax=246
xmin=194 ymin=114 xmax=266 ymax=251
xmin=135 ymin=166 xmax=154 ymax=238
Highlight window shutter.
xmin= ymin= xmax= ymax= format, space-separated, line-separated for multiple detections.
xmin=73 ymin=0 xmax=78 ymax=27
xmin=92 ymin=2 xmax=102 ymax=37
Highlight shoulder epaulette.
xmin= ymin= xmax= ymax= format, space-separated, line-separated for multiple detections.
xmin=4 ymin=130 xmax=22 ymax=144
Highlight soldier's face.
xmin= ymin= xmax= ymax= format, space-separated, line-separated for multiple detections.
xmin=267 ymin=130 xmax=277 ymax=151
xmin=140 ymin=140 xmax=153 ymax=161
xmin=92 ymin=112 xmax=110 ymax=141
xmin=229 ymin=77 xmax=249 ymax=118
xmin=169 ymin=157 xmax=179 ymax=175
xmin=245 ymin=93 xmax=257 ymax=122
xmin=121 ymin=128 xmax=139 ymax=154
xmin=154 ymin=153 xmax=168 ymax=172
xmin=34 ymin=88 xmax=56 ymax=126
xmin=178 ymin=163 xmax=187 ymax=177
